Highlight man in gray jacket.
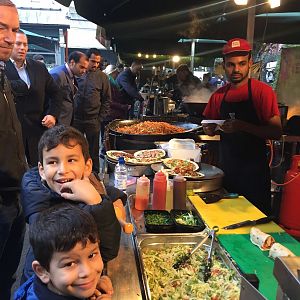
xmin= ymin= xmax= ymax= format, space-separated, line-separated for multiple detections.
xmin=50 ymin=51 xmax=88 ymax=125
xmin=73 ymin=48 xmax=111 ymax=173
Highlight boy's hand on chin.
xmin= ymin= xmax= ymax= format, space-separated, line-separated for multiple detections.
xmin=89 ymin=275 xmax=114 ymax=299
xmin=60 ymin=178 xmax=102 ymax=205
xmin=97 ymin=275 xmax=113 ymax=295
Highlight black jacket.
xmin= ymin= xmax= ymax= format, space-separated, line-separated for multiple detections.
xmin=0 ymin=76 xmax=27 ymax=190
xmin=5 ymin=59 xmax=62 ymax=136
xmin=116 ymin=68 xmax=144 ymax=104
xmin=74 ymin=69 xmax=111 ymax=123
xmin=21 ymin=168 xmax=126 ymax=280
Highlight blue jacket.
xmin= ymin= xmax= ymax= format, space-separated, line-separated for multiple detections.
xmin=20 ymin=167 xmax=126 ymax=281
xmin=14 ymin=275 xmax=80 ymax=300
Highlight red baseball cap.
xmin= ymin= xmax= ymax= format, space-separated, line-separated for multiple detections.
xmin=222 ymin=38 xmax=252 ymax=55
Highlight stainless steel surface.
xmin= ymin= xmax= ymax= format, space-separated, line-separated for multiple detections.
xmin=151 ymin=162 xmax=224 ymax=192
xmin=134 ymin=233 xmax=242 ymax=300
xmin=107 ymin=204 xmax=142 ymax=300
xmin=273 ymin=256 xmax=300 ymax=300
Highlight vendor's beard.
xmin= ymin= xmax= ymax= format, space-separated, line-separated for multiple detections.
xmin=230 ymin=72 xmax=249 ymax=84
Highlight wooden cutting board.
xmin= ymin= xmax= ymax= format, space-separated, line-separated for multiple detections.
xmin=189 ymin=195 xmax=284 ymax=234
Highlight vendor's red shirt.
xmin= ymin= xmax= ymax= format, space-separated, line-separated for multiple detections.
xmin=203 ymin=79 xmax=280 ymax=123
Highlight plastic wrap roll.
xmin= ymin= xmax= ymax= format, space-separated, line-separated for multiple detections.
xmin=250 ymin=227 xmax=275 ymax=250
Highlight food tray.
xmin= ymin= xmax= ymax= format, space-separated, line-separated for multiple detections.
xmin=144 ymin=210 xmax=175 ymax=233
xmin=170 ymin=209 xmax=206 ymax=232
xmin=134 ymin=233 xmax=242 ymax=300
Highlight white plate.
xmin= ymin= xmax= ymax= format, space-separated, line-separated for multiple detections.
xmin=201 ymin=119 xmax=225 ymax=126
xmin=162 ymin=158 xmax=199 ymax=171
xmin=134 ymin=149 xmax=166 ymax=160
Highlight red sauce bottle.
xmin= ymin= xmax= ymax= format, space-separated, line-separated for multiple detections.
xmin=152 ymin=171 xmax=167 ymax=210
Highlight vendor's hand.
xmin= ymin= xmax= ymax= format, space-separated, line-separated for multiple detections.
xmin=60 ymin=178 xmax=102 ymax=205
xmin=42 ymin=115 xmax=56 ymax=128
xmin=202 ymin=123 xmax=217 ymax=136
xmin=221 ymin=119 xmax=245 ymax=133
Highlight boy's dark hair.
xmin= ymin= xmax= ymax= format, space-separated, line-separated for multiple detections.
xmin=38 ymin=125 xmax=90 ymax=164
xmin=29 ymin=203 xmax=99 ymax=271
xmin=86 ymin=48 xmax=101 ymax=59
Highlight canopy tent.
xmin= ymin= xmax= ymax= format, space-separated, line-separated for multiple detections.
xmin=55 ymin=0 xmax=300 ymax=57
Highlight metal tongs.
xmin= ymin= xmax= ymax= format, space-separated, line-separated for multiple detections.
xmin=173 ymin=226 xmax=218 ymax=270
xmin=202 ymin=226 xmax=218 ymax=282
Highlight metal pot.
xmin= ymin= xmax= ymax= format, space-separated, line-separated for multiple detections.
xmin=108 ymin=119 xmax=202 ymax=142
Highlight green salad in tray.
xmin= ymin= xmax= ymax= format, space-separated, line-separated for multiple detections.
xmin=145 ymin=213 xmax=173 ymax=225
xmin=142 ymin=245 xmax=240 ymax=300
xmin=175 ymin=211 xmax=200 ymax=226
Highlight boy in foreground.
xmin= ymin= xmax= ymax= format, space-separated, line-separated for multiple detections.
xmin=21 ymin=125 xmax=126 ymax=281
xmin=15 ymin=204 xmax=113 ymax=299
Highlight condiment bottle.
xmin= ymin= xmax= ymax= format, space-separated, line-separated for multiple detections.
xmin=135 ymin=175 xmax=150 ymax=210
xmin=152 ymin=170 xmax=167 ymax=210
xmin=173 ymin=174 xmax=187 ymax=209
xmin=165 ymin=180 xmax=173 ymax=211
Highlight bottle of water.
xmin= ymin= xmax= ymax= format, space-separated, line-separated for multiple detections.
xmin=114 ymin=157 xmax=127 ymax=191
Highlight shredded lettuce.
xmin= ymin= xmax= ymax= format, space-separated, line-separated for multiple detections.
xmin=142 ymin=245 xmax=240 ymax=300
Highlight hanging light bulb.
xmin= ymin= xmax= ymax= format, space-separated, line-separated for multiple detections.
xmin=269 ymin=0 xmax=280 ymax=8
xmin=234 ymin=0 xmax=248 ymax=5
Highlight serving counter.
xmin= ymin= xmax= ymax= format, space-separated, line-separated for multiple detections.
xmin=107 ymin=192 xmax=300 ymax=300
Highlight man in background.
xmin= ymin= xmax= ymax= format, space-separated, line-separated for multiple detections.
xmin=0 ymin=1 xmax=27 ymax=299
xmin=50 ymin=51 xmax=88 ymax=125
xmin=32 ymin=54 xmax=44 ymax=64
xmin=74 ymin=48 xmax=111 ymax=173
xmin=117 ymin=60 xmax=144 ymax=118
xmin=5 ymin=30 xmax=62 ymax=167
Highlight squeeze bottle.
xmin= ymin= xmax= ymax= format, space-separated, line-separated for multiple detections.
xmin=152 ymin=171 xmax=167 ymax=210
xmin=135 ymin=175 xmax=150 ymax=210
xmin=173 ymin=174 xmax=187 ymax=209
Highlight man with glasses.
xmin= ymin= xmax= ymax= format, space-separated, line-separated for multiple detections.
xmin=73 ymin=48 xmax=111 ymax=173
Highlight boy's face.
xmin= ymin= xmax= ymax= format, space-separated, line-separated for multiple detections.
xmin=35 ymin=240 xmax=103 ymax=298
xmin=38 ymin=142 xmax=92 ymax=195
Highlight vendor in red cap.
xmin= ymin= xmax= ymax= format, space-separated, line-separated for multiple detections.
xmin=203 ymin=38 xmax=282 ymax=215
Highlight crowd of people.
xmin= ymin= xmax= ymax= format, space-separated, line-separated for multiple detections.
xmin=0 ymin=0 xmax=283 ymax=299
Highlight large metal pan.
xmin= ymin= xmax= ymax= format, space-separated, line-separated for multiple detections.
xmin=108 ymin=119 xmax=203 ymax=142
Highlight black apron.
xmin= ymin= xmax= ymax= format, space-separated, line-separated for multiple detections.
xmin=220 ymin=79 xmax=271 ymax=215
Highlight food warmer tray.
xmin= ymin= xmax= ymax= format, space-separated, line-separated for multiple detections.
xmin=133 ymin=233 xmax=242 ymax=300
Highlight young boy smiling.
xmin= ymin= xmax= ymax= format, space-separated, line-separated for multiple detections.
xmin=15 ymin=204 xmax=113 ymax=299
xmin=21 ymin=125 xmax=126 ymax=282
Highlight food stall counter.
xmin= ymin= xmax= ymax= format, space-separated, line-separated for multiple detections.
xmin=189 ymin=194 xmax=300 ymax=300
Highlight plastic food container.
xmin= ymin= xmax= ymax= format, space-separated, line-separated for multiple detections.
xmin=170 ymin=209 xmax=205 ymax=232
xmin=144 ymin=210 xmax=175 ymax=233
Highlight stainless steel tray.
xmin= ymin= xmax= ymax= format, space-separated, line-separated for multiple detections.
xmin=134 ymin=233 xmax=241 ymax=300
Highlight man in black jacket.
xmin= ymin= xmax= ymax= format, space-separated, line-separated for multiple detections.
xmin=116 ymin=60 xmax=144 ymax=118
xmin=0 ymin=1 xmax=28 ymax=299
xmin=73 ymin=48 xmax=111 ymax=173
xmin=5 ymin=30 xmax=62 ymax=167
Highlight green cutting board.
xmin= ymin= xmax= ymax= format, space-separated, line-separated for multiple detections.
xmin=218 ymin=233 xmax=300 ymax=300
